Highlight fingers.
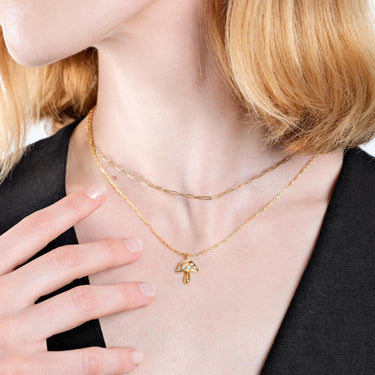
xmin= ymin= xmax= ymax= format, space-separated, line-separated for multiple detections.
xmin=23 ymin=282 xmax=156 ymax=340
xmin=0 ymin=181 xmax=154 ymax=375
xmin=44 ymin=347 xmax=144 ymax=374
xmin=0 ymin=183 xmax=107 ymax=275
xmin=4 ymin=237 xmax=143 ymax=309
xmin=1 ymin=347 xmax=144 ymax=375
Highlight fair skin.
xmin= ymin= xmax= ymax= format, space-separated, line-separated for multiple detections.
xmin=0 ymin=1 xmax=344 ymax=374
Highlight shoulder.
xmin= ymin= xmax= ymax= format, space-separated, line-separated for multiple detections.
xmin=319 ymin=146 xmax=375 ymax=279
xmin=0 ymin=119 xmax=82 ymax=233
xmin=335 ymin=146 xmax=375 ymax=212
xmin=327 ymin=146 xmax=374 ymax=229
xmin=342 ymin=146 xmax=375 ymax=180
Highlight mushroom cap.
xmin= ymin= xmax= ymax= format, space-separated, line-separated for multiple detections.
xmin=176 ymin=259 xmax=199 ymax=273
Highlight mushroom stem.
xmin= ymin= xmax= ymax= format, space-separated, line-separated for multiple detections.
xmin=184 ymin=271 xmax=191 ymax=284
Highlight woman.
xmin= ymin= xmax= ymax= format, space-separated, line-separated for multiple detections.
xmin=0 ymin=0 xmax=374 ymax=374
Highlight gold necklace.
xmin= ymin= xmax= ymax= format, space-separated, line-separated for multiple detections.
xmin=86 ymin=108 xmax=317 ymax=284
xmin=94 ymin=145 xmax=294 ymax=200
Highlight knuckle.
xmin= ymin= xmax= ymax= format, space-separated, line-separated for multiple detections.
xmin=0 ymin=316 xmax=17 ymax=339
xmin=101 ymin=237 xmax=122 ymax=257
xmin=0 ymin=317 xmax=28 ymax=350
xmin=0 ymin=361 xmax=20 ymax=375
xmin=70 ymin=286 xmax=97 ymax=312
xmin=66 ymin=194 xmax=89 ymax=215
xmin=13 ymin=359 xmax=34 ymax=375
xmin=120 ymin=284 xmax=141 ymax=306
xmin=82 ymin=348 xmax=101 ymax=375
xmin=18 ymin=213 xmax=50 ymax=238
xmin=9 ymin=361 xmax=31 ymax=375
xmin=101 ymin=238 xmax=141 ymax=266
xmin=0 ymin=279 xmax=14 ymax=304
xmin=54 ymin=245 xmax=82 ymax=269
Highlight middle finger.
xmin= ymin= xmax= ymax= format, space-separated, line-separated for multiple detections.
xmin=2 ymin=237 xmax=143 ymax=310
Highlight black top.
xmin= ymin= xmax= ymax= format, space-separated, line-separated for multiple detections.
xmin=0 ymin=118 xmax=374 ymax=374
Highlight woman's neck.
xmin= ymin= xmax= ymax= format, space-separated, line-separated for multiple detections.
xmin=67 ymin=1 xmax=342 ymax=247
xmin=90 ymin=2 xmax=290 ymax=195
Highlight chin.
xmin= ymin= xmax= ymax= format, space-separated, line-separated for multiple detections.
xmin=7 ymin=48 xmax=57 ymax=68
xmin=4 ymin=34 xmax=87 ymax=68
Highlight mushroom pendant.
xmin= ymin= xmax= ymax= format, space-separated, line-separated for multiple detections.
xmin=176 ymin=254 xmax=199 ymax=284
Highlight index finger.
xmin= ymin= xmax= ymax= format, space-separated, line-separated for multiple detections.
xmin=0 ymin=183 xmax=107 ymax=275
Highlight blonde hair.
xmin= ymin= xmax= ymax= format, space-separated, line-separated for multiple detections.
xmin=1 ymin=0 xmax=375 ymax=182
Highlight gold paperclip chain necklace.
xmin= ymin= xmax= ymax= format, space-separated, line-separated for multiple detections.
xmin=94 ymin=145 xmax=294 ymax=200
xmin=86 ymin=108 xmax=317 ymax=284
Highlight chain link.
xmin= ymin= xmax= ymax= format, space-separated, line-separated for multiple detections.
xmin=86 ymin=108 xmax=317 ymax=258
xmin=94 ymin=145 xmax=294 ymax=200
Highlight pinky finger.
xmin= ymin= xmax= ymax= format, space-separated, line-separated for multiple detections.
xmin=37 ymin=346 xmax=144 ymax=375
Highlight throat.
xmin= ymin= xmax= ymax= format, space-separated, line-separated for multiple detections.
xmin=88 ymin=108 xmax=291 ymax=198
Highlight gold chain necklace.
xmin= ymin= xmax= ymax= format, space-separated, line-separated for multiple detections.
xmin=94 ymin=145 xmax=294 ymax=200
xmin=86 ymin=108 xmax=317 ymax=284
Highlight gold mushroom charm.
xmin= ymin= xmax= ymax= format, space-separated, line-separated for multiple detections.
xmin=176 ymin=254 xmax=199 ymax=284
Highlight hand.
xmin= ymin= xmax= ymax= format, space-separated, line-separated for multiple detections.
xmin=0 ymin=183 xmax=155 ymax=374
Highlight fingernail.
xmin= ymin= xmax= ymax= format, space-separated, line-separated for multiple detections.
xmin=139 ymin=282 xmax=156 ymax=297
xmin=124 ymin=238 xmax=143 ymax=253
xmin=84 ymin=183 xmax=107 ymax=200
xmin=131 ymin=350 xmax=144 ymax=364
